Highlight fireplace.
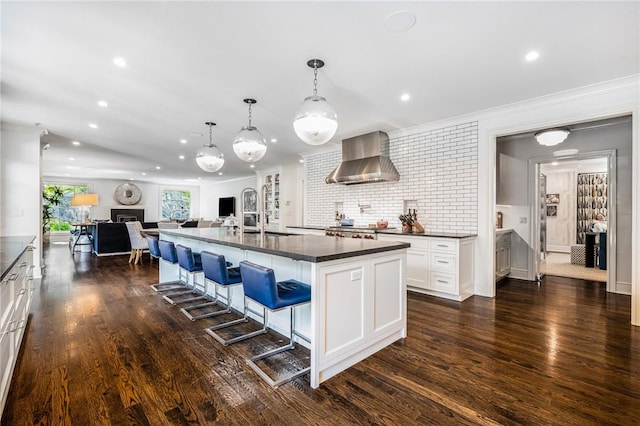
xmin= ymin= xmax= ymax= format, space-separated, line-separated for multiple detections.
xmin=111 ymin=208 xmax=145 ymax=223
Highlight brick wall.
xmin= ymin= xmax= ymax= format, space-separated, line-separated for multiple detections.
xmin=305 ymin=121 xmax=478 ymax=232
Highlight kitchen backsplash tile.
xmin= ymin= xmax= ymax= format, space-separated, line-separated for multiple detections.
xmin=305 ymin=121 xmax=478 ymax=232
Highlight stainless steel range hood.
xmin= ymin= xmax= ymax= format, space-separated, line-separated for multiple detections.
xmin=325 ymin=131 xmax=400 ymax=184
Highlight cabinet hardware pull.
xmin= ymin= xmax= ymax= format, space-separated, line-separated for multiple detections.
xmin=437 ymin=244 xmax=447 ymax=248
xmin=8 ymin=273 xmax=18 ymax=281
xmin=437 ymin=260 xmax=448 ymax=264
xmin=16 ymin=320 xmax=26 ymax=330
xmin=8 ymin=320 xmax=18 ymax=333
xmin=18 ymin=288 xmax=26 ymax=295
xmin=437 ymin=280 xmax=448 ymax=284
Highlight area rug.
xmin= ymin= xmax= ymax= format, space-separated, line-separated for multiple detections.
xmin=541 ymin=252 xmax=606 ymax=282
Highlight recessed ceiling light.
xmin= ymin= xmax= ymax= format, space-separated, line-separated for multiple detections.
xmin=384 ymin=10 xmax=417 ymax=33
xmin=198 ymin=177 xmax=202 ymax=180
xmin=65 ymin=173 xmax=70 ymax=176
xmin=155 ymin=166 xmax=161 ymax=170
xmin=89 ymin=123 xmax=98 ymax=129
xmin=299 ymin=159 xmax=304 ymax=163
xmin=400 ymin=93 xmax=411 ymax=101
xmin=72 ymin=141 xmax=80 ymax=146
xmin=97 ymin=100 xmax=108 ymax=107
xmin=270 ymin=138 xmax=277 ymax=143
xmin=525 ymin=51 xmax=539 ymax=61
xmin=113 ymin=57 xmax=127 ymax=67
xmin=179 ymin=155 xmax=185 ymax=160
xmin=218 ymin=172 xmax=223 ymax=176
xmin=551 ymin=161 xmax=559 ymax=166
xmin=250 ymin=164 xmax=255 ymax=168
xmin=68 ymin=157 xmax=75 ymax=161
xmin=180 ymin=139 xmax=187 ymax=144
xmin=142 ymin=172 xmax=147 ymax=176
xmin=129 ymin=178 xmax=134 ymax=181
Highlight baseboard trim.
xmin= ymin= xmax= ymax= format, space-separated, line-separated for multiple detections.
xmin=615 ymin=281 xmax=631 ymax=295
xmin=547 ymin=245 xmax=570 ymax=253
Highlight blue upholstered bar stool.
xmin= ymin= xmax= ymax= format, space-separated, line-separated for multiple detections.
xmin=162 ymin=244 xmax=205 ymax=305
xmin=182 ymin=251 xmax=240 ymax=321
xmin=147 ymin=236 xmax=161 ymax=265
xmin=150 ymin=240 xmax=184 ymax=293
xmin=240 ymin=260 xmax=311 ymax=388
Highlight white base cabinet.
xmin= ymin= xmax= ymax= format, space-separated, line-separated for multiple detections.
xmin=377 ymin=234 xmax=475 ymax=301
xmin=1 ymin=244 xmax=35 ymax=417
xmin=495 ymin=231 xmax=512 ymax=281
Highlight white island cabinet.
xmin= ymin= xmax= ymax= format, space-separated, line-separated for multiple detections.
xmin=159 ymin=228 xmax=408 ymax=388
xmin=377 ymin=233 xmax=476 ymax=301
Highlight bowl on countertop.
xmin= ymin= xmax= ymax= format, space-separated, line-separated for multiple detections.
xmin=376 ymin=220 xmax=389 ymax=228
xmin=340 ymin=218 xmax=354 ymax=226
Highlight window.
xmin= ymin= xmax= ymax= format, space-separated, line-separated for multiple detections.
xmin=43 ymin=184 xmax=89 ymax=232
xmin=161 ymin=190 xmax=191 ymax=220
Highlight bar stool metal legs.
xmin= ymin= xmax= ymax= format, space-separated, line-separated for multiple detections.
xmin=205 ymin=297 xmax=268 ymax=345
xmin=151 ymin=240 xmax=183 ymax=293
xmin=245 ymin=302 xmax=311 ymax=388
xmin=183 ymin=251 xmax=242 ymax=321
xmin=162 ymin=245 xmax=205 ymax=306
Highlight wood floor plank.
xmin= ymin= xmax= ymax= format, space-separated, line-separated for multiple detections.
xmin=2 ymin=245 xmax=640 ymax=425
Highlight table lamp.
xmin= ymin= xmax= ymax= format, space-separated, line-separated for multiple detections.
xmin=70 ymin=193 xmax=99 ymax=224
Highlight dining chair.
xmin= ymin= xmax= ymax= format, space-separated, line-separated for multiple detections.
xmin=125 ymin=221 xmax=148 ymax=264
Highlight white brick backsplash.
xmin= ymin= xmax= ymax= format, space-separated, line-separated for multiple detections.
xmin=305 ymin=121 xmax=478 ymax=232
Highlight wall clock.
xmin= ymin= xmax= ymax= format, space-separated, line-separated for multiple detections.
xmin=114 ymin=183 xmax=142 ymax=205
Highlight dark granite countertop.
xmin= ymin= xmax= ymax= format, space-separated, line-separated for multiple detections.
xmin=160 ymin=228 xmax=410 ymax=263
xmin=376 ymin=230 xmax=477 ymax=239
xmin=285 ymin=225 xmax=327 ymax=231
xmin=1 ymin=236 xmax=36 ymax=281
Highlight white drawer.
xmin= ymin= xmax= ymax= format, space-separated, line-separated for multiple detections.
xmin=430 ymin=238 xmax=457 ymax=253
xmin=430 ymin=252 xmax=456 ymax=272
xmin=430 ymin=271 xmax=457 ymax=294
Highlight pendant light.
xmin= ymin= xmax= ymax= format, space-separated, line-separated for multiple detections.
xmin=534 ymin=128 xmax=571 ymax=146
xmin=233 ymin=98 xmax=267 ymax=163
xmin=196 ymin=122 xmax=224 ymax=172
xmin=293 ymin=59 xmax=338 ymax=146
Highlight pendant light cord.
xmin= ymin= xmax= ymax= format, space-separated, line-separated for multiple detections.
xmin=208 ymin=123 xmax=215 ymax=147
xmin=248 ymin=102 xmax=253 ymax=127
xmin=313 ymin=64 xmax=318 ymax=96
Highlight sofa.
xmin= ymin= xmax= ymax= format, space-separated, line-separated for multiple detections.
xmin=89 ymin=222 xmax=158 ymax=255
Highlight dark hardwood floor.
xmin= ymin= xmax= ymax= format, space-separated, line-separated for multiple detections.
xmin=2 ymin=244 xmax=639 ymax=425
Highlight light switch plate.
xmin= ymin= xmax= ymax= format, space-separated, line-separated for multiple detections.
xmin=351 ymin=270 xmax=362 ymax=281
xmin=520 ymin=217 xmax=527 ymax=224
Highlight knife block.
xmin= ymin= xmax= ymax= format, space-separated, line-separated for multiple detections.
xmin=412 ymin=221 xmax=425 ymax=233
xmin=402 ymin=223 xmax=412 ymax=233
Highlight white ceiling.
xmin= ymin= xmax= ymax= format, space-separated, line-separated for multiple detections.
xmin=2 ymin=1 xmax=638 ymax=185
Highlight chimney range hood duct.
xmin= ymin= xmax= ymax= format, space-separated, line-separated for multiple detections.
xmin=325 ymin=131 xmax=400 ymax=184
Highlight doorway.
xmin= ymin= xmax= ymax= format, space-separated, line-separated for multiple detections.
xmin=530 ymin=152 xmax=615 ymax=287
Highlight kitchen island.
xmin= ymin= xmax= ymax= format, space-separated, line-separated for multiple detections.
xmin=158 ymin=228 xmax=409 ymax=388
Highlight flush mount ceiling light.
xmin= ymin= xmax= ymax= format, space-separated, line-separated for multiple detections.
xmin=534 ymin=128 xmax=571 ymax=146
xmin=293 ymin=59 xmax=338 ymax=146
xmin=383 ymin=10 xmax=417 ymax=33
xmin=196 ymin=122 xmax=225 ymax=172
xmin=233 ymin=98 xmax=267 ymax=163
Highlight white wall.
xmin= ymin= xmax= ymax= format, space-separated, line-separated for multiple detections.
xmin=0 ymin=124 xmax=43 ymax=275
xmin=496 ymin=119 xmax=632 ymax=291
xmin=42 ymin=177 xmax=201 ymax=222
xmin=304 ymin=122 xmax=478 ymax=232
xmin=199 ymin=175 xmax=257 ymax=219
xmin=476 ymin=76 xmax=638 ymax=324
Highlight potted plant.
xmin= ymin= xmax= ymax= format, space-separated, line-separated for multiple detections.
xmin=42 ymin=185 xmax=64 ymax=243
